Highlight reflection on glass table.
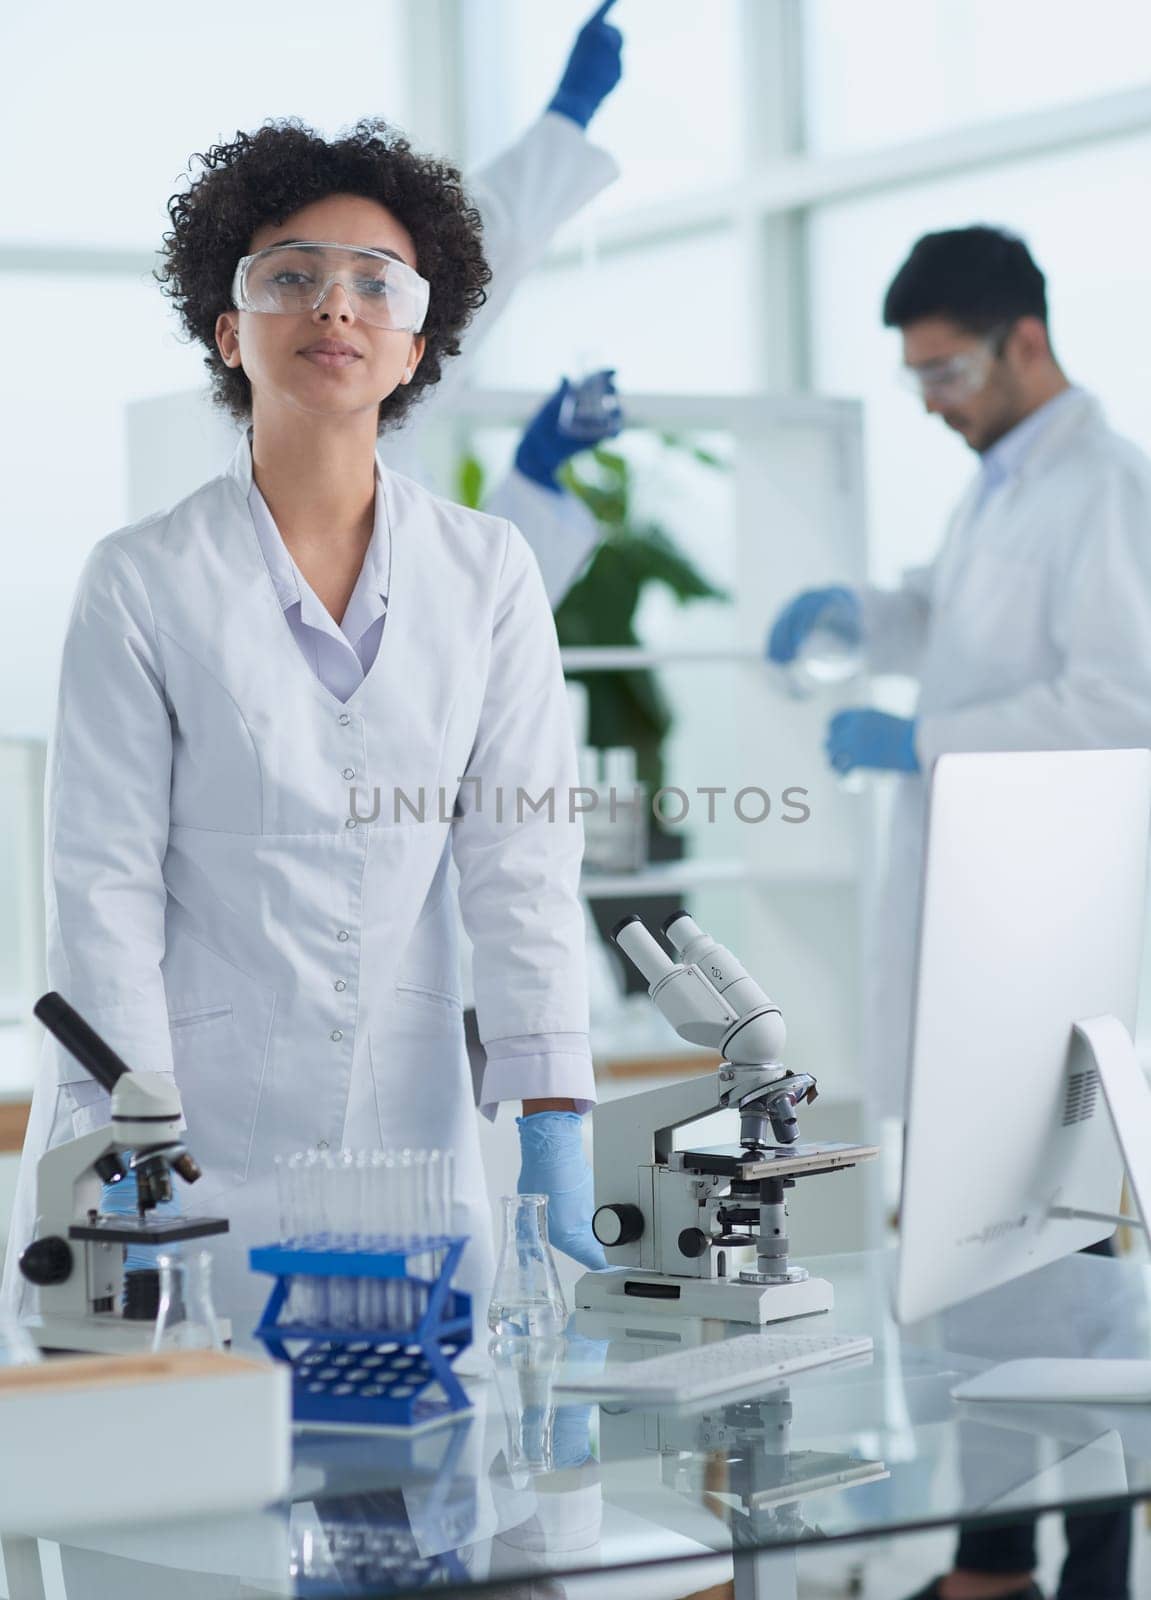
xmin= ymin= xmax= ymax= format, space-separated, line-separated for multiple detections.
xmin=9 ymin=1249 xmax=1151 ymax=1600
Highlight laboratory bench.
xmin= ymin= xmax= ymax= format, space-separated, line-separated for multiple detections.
xmin=3 ymin=1246 xmax=1151 ymax=1599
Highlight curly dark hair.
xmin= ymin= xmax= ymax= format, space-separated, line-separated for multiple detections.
xmin=157 ymin=117 xmax=491 ymax=434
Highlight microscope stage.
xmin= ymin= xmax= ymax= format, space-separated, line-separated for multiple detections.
xmin=68 ymin=1216 xmax=229 ymax=1245
xmin=679 ymin=1141 xmax=880 ymax=1181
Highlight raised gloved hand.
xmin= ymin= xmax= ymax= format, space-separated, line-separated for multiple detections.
xmin=514 ymin=372 xmax=622 ymax=491
xmin=101 ymin=1162 xmax=181 ymax=1278
xmin=547 ymin=1 xmax=623 ymax=129
xmin=767 ymin=585 xmax=861 ymax=665
xmin=516 ymin=1111 xmax=607 ymax=1271
xmin=826 ymin=709 xmax=920 ymax=775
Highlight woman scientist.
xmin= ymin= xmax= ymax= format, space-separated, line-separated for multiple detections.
xmin=4 ymin=118 xmax=606 ymax=1330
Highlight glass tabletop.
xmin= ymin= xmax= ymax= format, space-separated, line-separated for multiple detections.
xmin=7 ymin=1246 xmax=1151 ymax=1598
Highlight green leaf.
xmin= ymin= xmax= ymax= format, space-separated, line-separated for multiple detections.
xmin=455 ymin=453 xmax=485 ymax=510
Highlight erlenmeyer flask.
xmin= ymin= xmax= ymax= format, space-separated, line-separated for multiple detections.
xmin=488 ymin=1194 xmax=567 ymax=1339
xmin=152 ymin=1250 xmax=225 ymax=1352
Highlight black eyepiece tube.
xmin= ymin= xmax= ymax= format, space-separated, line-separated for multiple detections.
xmin=33 ymin=991 xmax=132 ymax=1093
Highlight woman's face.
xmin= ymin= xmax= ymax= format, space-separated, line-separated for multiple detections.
xmin=215 ymin=193 xmax=426 ymax=428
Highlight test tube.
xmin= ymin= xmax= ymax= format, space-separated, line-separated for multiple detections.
xmin=394 ymin=1150 xmax=413 ymax=1330
xmin=427 ymin=1148 xmax=454 ymax=1283
xmin=303 ymin=1149 xmax=333 ymax=1326
xmin=356 ymin=1151 xmax=379 ymax=1330
xmin=329 ymin=1149 xmax=359 ymax=1330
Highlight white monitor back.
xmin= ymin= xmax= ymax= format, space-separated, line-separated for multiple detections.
xmin=896 ymin=749 xmax=1151 ymax=1325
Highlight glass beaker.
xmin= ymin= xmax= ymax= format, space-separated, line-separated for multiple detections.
xmin=780 ymin=592 xmax=863 ymax=700
xmin=488 ymin=1194 xmax=567 ymax=1339
xmin=152 ymin=1250 xmax=225 ymax=1352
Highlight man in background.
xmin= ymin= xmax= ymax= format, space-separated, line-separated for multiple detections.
xmin=770 ymin=225 xmax=1151 ymax=1600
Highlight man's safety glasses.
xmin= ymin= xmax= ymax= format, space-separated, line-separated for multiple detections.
xmin=231 ymin=241 xmax=430 ymax=333
xmin=899 ymin=323 xmax=1013 ymax=403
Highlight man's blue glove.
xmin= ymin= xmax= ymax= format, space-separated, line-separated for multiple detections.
xmin=514 ymin=372 xmax=622 ymax=491
xmin=826 ymin=709 xmax=920 ymax=775
xmin=767 ymin=585 xmax=861 ymax=665
xmin=516 ymin=1111 xmax=608 ymax=1271
xmin=548 ymin=1 xmax=623 ymax=129
xmin=101 ymin=1163 xmax=181 ymax=1278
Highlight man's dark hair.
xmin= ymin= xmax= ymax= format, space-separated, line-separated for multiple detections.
xmin=882 ymin=225 xmax=1048 ymax=336
xmin=158 ymin=117 xmax=491 ymax=434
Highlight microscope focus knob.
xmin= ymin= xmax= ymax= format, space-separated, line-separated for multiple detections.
xmin=593 ymin=1203 xmax=644 ymax=1247
xmin=19 ymin=1235 xmax=73 ymax=1287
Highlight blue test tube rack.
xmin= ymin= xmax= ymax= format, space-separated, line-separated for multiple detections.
xmin=249 ymin=1236 xmax=472 ymax=1430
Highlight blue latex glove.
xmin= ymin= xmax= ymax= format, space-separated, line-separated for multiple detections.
xmin=101 ymin=1162 xmax=181 ymax=1277
xmin=826 ymin=709 xmax=920 ymax=775
xmin=767 ymin=585 xmax=861 ymax=665
xmin=514 ymin=372 xmax=622 ymax=491
xmin=516 ymin=1111 xmax=608 ymax=1271
xmin=547 ymin=1 xmax=623 ymax=129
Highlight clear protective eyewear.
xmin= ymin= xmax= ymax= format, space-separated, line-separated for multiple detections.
xmin=232 ymin=241 xmax=430 ymax=333
xmin=899 ymin=323 xmax=1011 ymax=403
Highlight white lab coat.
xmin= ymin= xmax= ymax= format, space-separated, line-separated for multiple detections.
xmin=386 ymin=110 xmax=616 ymax=605
xmin=860 ymin=391 xmax=1151 ymax=1116
xmin=3 ymin=434 xmax=593 ymax=1335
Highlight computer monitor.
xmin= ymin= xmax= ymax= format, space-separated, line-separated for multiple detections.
xmin=896 ymin=748 xmax=1151 ymax=1327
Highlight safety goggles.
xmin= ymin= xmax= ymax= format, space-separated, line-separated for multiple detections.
xmin=231 ymin=241 xmax=430 ymax=333
xmin=899 ymin=324 xmax=1011 ymax=403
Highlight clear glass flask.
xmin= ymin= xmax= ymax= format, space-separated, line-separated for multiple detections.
xmin=785 ymin=622 xmax=863 ymax=699
xmin=558 ymin=368 xmax=622 ymax=441
xmin=488 ymin=1194 xmax=567 ymax=1339
xmin=152 ymin=1250 xmax=225 ymax=1352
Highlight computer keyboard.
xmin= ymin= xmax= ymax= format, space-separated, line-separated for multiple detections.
xmin=553 ymin=1330 xmax=874 ymax=1405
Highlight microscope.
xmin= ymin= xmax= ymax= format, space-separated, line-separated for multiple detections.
xmin=18 ymin=991 xmax=229 ymax=1354
xmin=576 ymin=911 xmax=878 ymax=1323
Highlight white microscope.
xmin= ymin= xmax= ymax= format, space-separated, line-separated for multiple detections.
xmin=576 ymin=911 xmax=878 ymax=1323
xmin=18 ymin=990 xmax=229 ymax=1354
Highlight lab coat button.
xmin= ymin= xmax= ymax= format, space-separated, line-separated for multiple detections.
xmin=345 ymin=818 xmax=357 ymax=829
xmin=337 ymin=930 xmax=350 ymax=942
xmin=338 ymin=713 xmax=351 ymax=726
xmin=342 ymin=768 xmax=355 ymax=780
xmin=330 ymin=1029 xmax=343 ymax=1042
xmin=334 ymin=979 xmax=346 ymax=992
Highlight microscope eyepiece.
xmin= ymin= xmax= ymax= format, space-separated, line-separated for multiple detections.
xmin=610 ymin=913 xmax=644 ymax=942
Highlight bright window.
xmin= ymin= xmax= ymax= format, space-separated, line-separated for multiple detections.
xmin=804 ymin=0 xmax=1151 ymax=155
xmin=462 ymin=0 xmax=744 ymax=222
